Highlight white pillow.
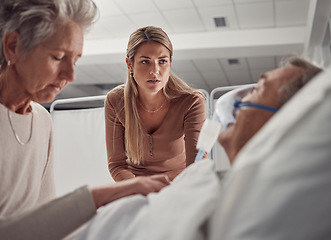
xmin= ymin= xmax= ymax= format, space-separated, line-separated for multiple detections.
xmin=209 ymin=66 xmax=331 ymax=240
xmin=213 ymin=85 xmax=254 ymax=130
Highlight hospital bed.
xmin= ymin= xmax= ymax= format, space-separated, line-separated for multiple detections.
xmin=76 ymin=64 xmax=331 ymax=240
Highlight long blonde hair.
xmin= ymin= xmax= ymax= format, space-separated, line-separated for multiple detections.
xmin=124 ymin=26 xmax=201 ymax=165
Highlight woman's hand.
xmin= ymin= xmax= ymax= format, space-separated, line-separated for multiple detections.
xmin=91 ymin=175 xmax=170 ymax=208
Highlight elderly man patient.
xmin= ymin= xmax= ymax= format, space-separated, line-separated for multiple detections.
xmin=218 ymin=57 xmax=322 ymax=164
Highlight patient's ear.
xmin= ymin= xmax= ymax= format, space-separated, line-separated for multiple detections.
xmin=2 ymin=31 xmax=19 ymax=65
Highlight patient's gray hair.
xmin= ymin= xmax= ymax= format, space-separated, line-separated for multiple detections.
xmin=0 ymin=0 xmax=98 ymax=67
xmin=277 ymin=56 xmax=323 ymax=107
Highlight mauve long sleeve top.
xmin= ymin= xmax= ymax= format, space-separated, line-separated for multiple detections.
xmin=105 ymin=85 xmax=206 ymax=182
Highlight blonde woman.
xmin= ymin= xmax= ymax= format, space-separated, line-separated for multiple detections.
xmin=105 ymin=26 xmax=206 ymax=182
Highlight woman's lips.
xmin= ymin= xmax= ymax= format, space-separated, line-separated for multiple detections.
xmin=51 ymin=80 xmax=67 ymax=92
xmin=147 ymin=79 xmax=160 ymax=83
xmin=51 ymin=84 xmax=61 ymax=92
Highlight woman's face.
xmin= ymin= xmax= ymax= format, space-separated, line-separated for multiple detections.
xmin=127 ymin=41 xmax=171 ymax=95
xmin=14 ymin=20 xmax=84 ymax=103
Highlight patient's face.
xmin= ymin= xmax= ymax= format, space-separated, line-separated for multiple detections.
xmin=218 ymin=65 xmax=305 ymax=163
xmin=241 ymin=66 xmax=305 ymax=108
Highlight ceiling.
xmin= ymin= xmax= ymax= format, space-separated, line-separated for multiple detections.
xmin=53 ymin=0 xmax=326 ymax=103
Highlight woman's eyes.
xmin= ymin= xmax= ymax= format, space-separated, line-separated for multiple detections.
xmin=53 ymin=55 xmax=64 ymax=61
xmin=140 ymin=59 xmax=168 ymax=64
xmin=159 ymin=59 xmax=168 ymax=64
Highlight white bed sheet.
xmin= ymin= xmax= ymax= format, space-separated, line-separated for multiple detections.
xmin=77 ymin=159 xmax=222 ymax=240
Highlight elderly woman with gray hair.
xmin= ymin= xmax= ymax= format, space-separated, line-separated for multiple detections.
xmin=0 ymin=1 xmax=169 ymax=239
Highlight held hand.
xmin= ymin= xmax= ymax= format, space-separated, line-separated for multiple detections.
xmin=91 ymin=174 xmax=170 ymax=208
xmin=132 ymin=175 xmax=171 ymax=196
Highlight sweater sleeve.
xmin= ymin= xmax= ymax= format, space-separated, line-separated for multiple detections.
xmin=104 ymin=90 xmax=136 ymax=182
xmin=184 ymin=94 xmax=206 ymax=166
xmin=38 ymin=123 xmax=56 ymax=204
xmin=0 ymin=186 xmax=96 ymax=240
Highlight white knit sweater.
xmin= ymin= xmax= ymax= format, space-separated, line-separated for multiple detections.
xmin=0 ymin=102 xmax=96 ymax=240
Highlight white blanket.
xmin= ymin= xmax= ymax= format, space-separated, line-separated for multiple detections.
xmin=77 ymin=159 xmax=221 ymax=240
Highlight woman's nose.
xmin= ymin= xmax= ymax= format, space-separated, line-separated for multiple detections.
xmin=149 ymin=63 xmax=160 ymax=75
xmin=60 ymin=61 xmax=75 ymax=82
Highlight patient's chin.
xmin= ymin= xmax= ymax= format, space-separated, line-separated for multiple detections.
xmin=218 ymin=125 xmax=233 ymax=148
xmin=226 ymin=122 xmax=234 ymax=129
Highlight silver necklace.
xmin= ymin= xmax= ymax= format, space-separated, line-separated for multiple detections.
xmin=8 ymin=108 xmax=33 ymax=145
xmin=138 ymin=99 xmax=167 ymax=113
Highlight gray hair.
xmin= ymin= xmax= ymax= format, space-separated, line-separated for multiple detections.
xmin=0 ymin=0 xmax=98 ymax=67
xmin=277 ymin=56 xmax=323 ymax=107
